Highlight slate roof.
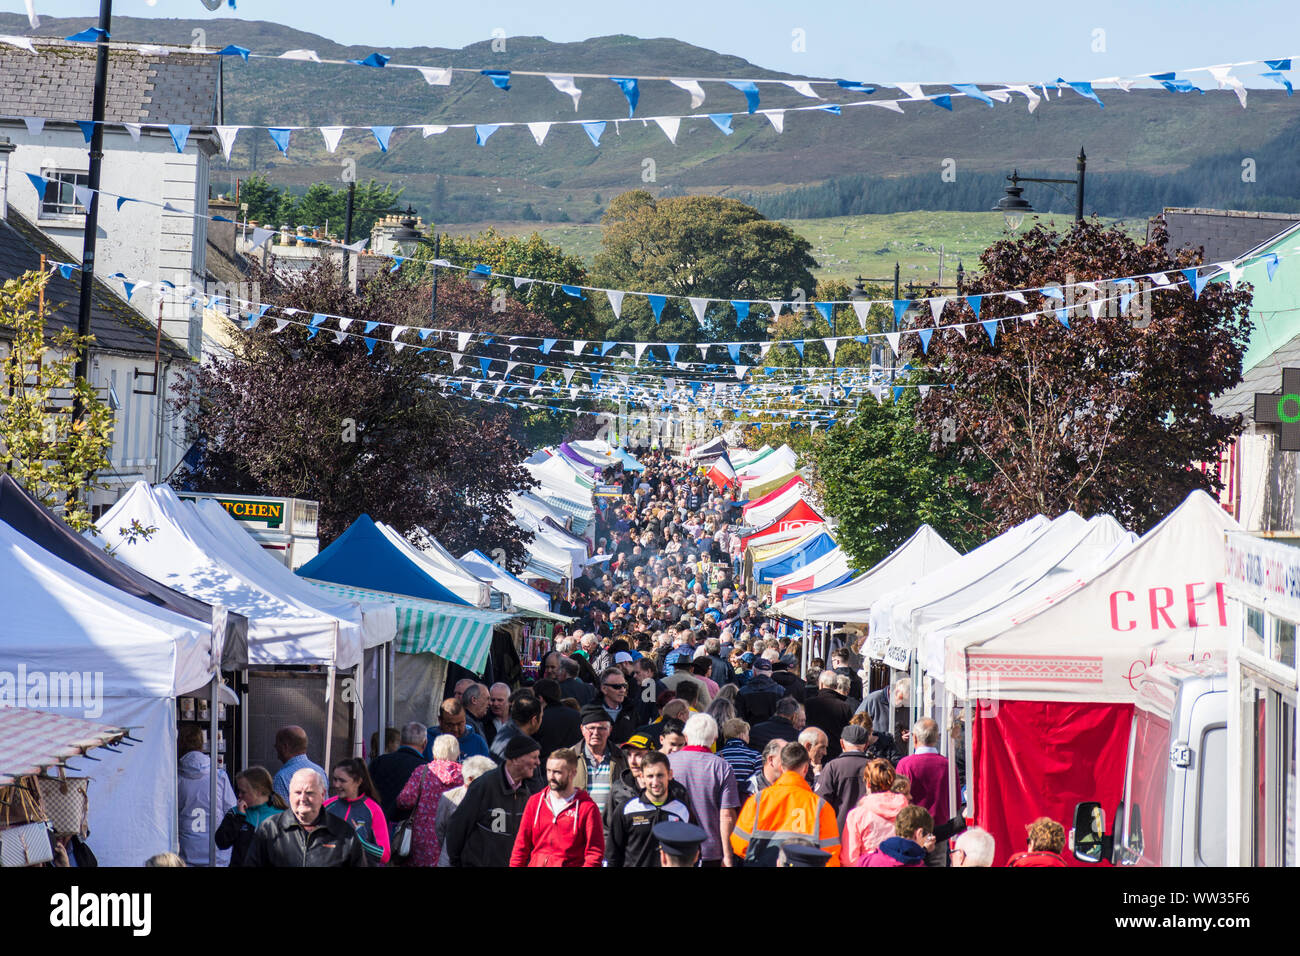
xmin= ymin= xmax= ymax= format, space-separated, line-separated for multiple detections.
xmin=1155 ymin=208 xmax=1300 ymax=267
xmin=1214 ymin=335 xmax=1300 ymax=420
xmin=0 ymin=40 xmax=219 ymax=125
xmin=0 ymin=209 xmax=188 ymax=361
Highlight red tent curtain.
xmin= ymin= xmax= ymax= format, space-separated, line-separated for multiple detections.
xmin=971 ymin=698 xmax=1133 ymax=866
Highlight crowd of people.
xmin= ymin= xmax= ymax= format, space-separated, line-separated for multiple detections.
xmin=174 ymin=448 xmax=1075 ymax=868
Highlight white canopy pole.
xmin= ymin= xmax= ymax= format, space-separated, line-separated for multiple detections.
xmin=323 ymin=662 xmax=337 ymax=776
xmin=207 ymin=605 xmax=226 ymax=868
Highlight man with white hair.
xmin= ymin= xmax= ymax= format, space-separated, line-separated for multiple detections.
xmin=952 ymin=827 xmax=996 ymax=867
xmin=369 ymin=721 xmax=428 ymax=823
xmin=667 ymin=713 xmax=741 ymax=867
xmin=243 ymin=768 xmax=367 ymax=867
xmin=804 ymin=670 xmax=855 ymax=760
xmin=487 ymin=683 xmax=511 ymax=739
xmin=798 ymin=727 xmax=829 ymax=787
xmin=859 ymin=677 xmax=911 ymax=754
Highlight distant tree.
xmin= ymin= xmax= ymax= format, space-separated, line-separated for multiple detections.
xmin=912 ymin=218 xmax=1254 ymax=533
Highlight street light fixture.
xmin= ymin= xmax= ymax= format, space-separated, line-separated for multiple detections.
xmin=994 ymin=147 xmax=1088 ymax=229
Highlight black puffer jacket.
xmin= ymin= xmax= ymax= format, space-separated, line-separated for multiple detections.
xmin=444 ymin=764 xmax=544 ymax=867
xmin=241 ymin=808 xmax=368 ymax=867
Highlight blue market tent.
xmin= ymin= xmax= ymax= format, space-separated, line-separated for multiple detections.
xmin=752 ymin=529 xmax=839 ymax=584
xmin=297 ymin=514 xmax=469 ymax=606
xmin=614 ymin=448 xmax=645 ymax=472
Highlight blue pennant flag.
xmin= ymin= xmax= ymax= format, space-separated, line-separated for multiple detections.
xmin=726 ymin=80 xmax=760 ymax=113
xmin=647 ymin=294 xmax=667 ymax=323
xmin=666 ymin=343 xmax=680 ymax=363
xmin=1055 ymin=307 xmax=1070 ymax=329
xmin=689 ymin=382 xmax=702 ymax=398
xmin=581 ymin=121 xmax=606 ymax=147
xmin=1266 ymin=58 xmax=1293 ymax=71
xmin=600 ymin=341 xmax=618 ymax=356
xmin=1260 ymin=70 xmax=1293 ymax=94
xmin=419 ymin=328 xmax=436 ymax=341
xmin=76 ymin=120 xmax=95 ymax=143
xmin=1265 ymin=253 xmax=1281 ymax=281
xmin=818 ymin=104 xmax=842 ymax=115
xmin=966 ymin=294 xmax=983 ymax=319
xmin=707 ymin=114 xmax=734 ymax=135
xmin=893 ymin=299 xmax=909 ymax=327
xmin=1120 ymin=289 xmax=1137 ymax=313
xmin=309 ymin=313 xmax=327 ymax=327
xmin=116 ymin=196 xmax=134 ymax=211
xmin=364 ymin=337 xmax=377 ymax=355
xmin=217 ymin=44 xmax=251 ymax=61
xmin=932 ymin=95 xmax=953 ymax=110
xmin=58 ymin=263 xmax=76 ymax=280
xmin=475 ymin=124 xmax=499 ymax=146
xmin=168 ymin=124 xmax=190 ymax=153
xmin=611 ymin=77 xmax=639 ymax=116
xmin=123 ymin=282 xmax=135 ymax=300
xmin=349 ymin=52 xmax=390 ymax=68
xmin=471 ymin=263 xmax=492 ymax=276
xmin=363 ymin=321 xmax=380 ymax=334
xmin=732 ymin=300 xmax=750 ymax=322
xmin=952 ymin=83 xmax=994 ymax=107
xmin=267 ymin=127 xmax=291 ymax=155
xmin=65 ymin=27 xmax=107 ymax=42
xmin=533 ymin=366 xmax=545 ymax=380
xmin=728 ymin=344 xmax=741 ymax=363
xmin=814 ymin=302 xmax=834 ymax=324
xmin=982 ymin=320 xmax=998 ymax=345
xmin=793 ymin=341 xmax=805 ymax=359
xmin=1059 ymin=79 xmax=1104 ymax=108
xmin=738 ymin=384 xmax=750 ymax=396
xmin=837 ymin=80 xmax=874 ymax=92
xmin=539 ymin=338 xmax=557 ymax=355
xmin=560 ymin=285 xmax=586 ymax=299
xmin=389 ymin=257 xmax=405 ymax=273
xmin=918 ymin=328 xmax=933 ymax=354
xmin=1181 ymin=267 xmax=1212 ymax=300
xmin=306 ymin=326 xmax=319 ymax=340
xmin=1150 ymin=72 xmax=1203 ymax=94
xmin=481 ymin=70 xmax=511 ymax=90
xmin=212 ymin=214 xmax=233 ymax=222
xmin=840 ymin=386 xmax=852 ymax=398
xmin=370 ymin=126 xmax=395 ymax=152
xmin=591 ymin=372 xmax=602 ymax=388
xmin=1039 ymin=286 xmax=1064 ymax=300
xmin=24 ymin=172 xmax=45 ymax=197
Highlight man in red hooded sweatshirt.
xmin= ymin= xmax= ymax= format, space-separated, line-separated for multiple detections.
xmin=510 ymin=747 xmax=605 ymax=867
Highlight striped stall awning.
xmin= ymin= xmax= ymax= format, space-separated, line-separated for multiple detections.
xmin=304 ymin=580 xmax=512 ymax=674
xmin=0 ymin=709 xmax=129 ymax=786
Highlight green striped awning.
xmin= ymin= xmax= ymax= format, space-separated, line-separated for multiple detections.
xmin=304 ymin=579 xmax=512 ymax=674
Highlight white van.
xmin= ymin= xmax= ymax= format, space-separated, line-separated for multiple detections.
xmin=1071 ymin=659 xmax=1228 ymax=867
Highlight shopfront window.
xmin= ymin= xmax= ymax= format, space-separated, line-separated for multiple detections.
xmin=1249 ymin=679 xmax=1299 ymax=866
xmin=1275 ymin=619 xmax=1297 ymax=670
xmin=1245 ymin=606 xmax=1265 ymax=656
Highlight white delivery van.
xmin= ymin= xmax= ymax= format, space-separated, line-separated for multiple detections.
xmin=1071 ymin=659 xmax=1228 ymax=867
xmin=178 ymin=492 xmax=320 ymax=569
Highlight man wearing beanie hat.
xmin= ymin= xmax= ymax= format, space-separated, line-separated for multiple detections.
xmin=445 ymin=734 xmax=542 ymax=868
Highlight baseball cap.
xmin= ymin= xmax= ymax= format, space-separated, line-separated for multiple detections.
xmin=752 ymin=657 xmax=773 ymax=673
xmin=620 ymin=733 xmax=653 ymax=751
xmin=614 ymin=651 xmax=634 ymax=664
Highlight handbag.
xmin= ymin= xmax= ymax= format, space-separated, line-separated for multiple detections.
xmin=0 ymin=822 xmax=55 ymax=867
xmin=0 ymin=778 xmax=45 ymax=828
xmin=35 ymin=776 xmax=90 ymax=839
xmin=389 ymin=765 xmax=425 ymax=864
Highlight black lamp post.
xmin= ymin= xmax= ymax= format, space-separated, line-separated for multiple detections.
xmin=995 ymin=147 xmax=1087 ymax=229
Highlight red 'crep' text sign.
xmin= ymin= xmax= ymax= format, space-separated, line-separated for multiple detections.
xmin=1108 ymin=583 xmax=1227 ymax=632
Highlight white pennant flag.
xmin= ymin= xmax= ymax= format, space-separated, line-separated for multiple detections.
xmin=1009 ymin=84 xmax=1041 ymax=112
xmin=653 ymin=116 xmax=680 ymax=144
xmin=869 ymin=100 xmax=905 ymax=113
xmin=1088 ymin=299 xmax=1106 ymax=319
xmin=391 ymin=325 xmax=407 ymax=342
xmin=783 ymin=81 xmax=820 ymax=99
xmin=422 ymin=125 xmax=448 ymax=137
xmin=823 ymin=338 xmax=839 ymax=363
xmin=547 ymin=74 xmax=583 ymax=110
xmin=688 ymin=297 xmax=709 ymax=323
xmin=1148 ymin=272 xmax=1172 ymax=286
xmin=333 ymin=331 xmax=349 ymax=344
xmin=669 ymin=78 xmax=706 ymax=108
xmin=1005 ymin=292 xmax=1027 ymax=304
xmin=606 ymin=290 xmax=625 ymax=319
xmin=766 ymin=111 xmax=785 ymax=134
xmin=1228 ymin=264 xmax=1245 ymax=288
xmin=123 ymin=123 xmax=142 ymax=143
xmin=952 ymin=324 xmax=967 ymax=340
xmin=986 ymin=88 xmax=1012 ymax=103
xmin=896 ymin=82 xmax=925 ymax=99
xmin=562 ymin=367 xmax=577 ymax=385
xmin=527 ymin=122 xmax=551 ymax=146
xmin=767 ymin=300 xmax=784 ymax=317
xmin=24 ymin=0 xmax=37 ymax=27
xmin=616 ymin=373 xmax=630 ymax=386
xmin=318 ymin=126 xmax=345 ymax=153
xmin=273 ymin=318 xmax=290 ymax=334
xmin=72 ymin=185 xmax=95 ymax=211
xmin=929 ymin=297 xmax=948 ymax=324
xmin=851 ymin=300 xmax=871 ymax=330
xmin=450 ymin=352 xmax=464 ymax=369
xmin=1 ymin=35 xmax=37 ymax=54
xmin=280 ymin=49 xmax=321 ymax=62
xmin=734 ymin=365 xmax=749 ymax=380
xmin=21 ymin=116 xmax=43 ymax=136
xmin=417 ymin=66 xmax=453 ymax=86
xmin=394 ymin=342 xmax=408 ymax=353
xmin=1115 ymin=78 xmax=1137 ymax=92
xmin=507 ymin=344 xmax=521 ymax=354
xmin=339 ymin=318 xmax=354 ymax=332
xmin=759 ymin=342 xmax=773 ymax=359
xmin=884 ymin=332 xmax=901 ymax=355
xmin=457 ymin=331 xmax=472 ymax=352
xmin=213 ymin=126 xmax=240 ymax=161
xmin=1208 ymin=65 xmax=1248 ymax=108
xmin=513 ymin=276 xmax=533 ymax=289
xmin=572 ymin=340 xmax=588 ymax=355
xmin=634 ymin=342 xmax=649 ymax=364
xmin=506 ymin=361 xmax=520 ymax=377
xmin=664 ymin=378 xmax=676 ymax=396
xmin=918 ymin=384 xmax=931 ymax=399
xmin=251 ymin=226 xmax=274 ymax=250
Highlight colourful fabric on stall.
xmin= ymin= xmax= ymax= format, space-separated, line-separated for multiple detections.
xmin=971 ymin=698 xmax=1132 ymax=867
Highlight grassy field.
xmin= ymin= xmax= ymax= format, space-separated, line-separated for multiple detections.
xmin=441 ymin=211 xmax=1147 ymax=283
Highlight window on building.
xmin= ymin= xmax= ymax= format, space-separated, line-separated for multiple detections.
xmin=38 ymin=170 xmax=89 ymax=219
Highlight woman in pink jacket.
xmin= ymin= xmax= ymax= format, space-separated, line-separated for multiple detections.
xmin=396 ymin=734 xmax=464 ymax=867
xmin=843 ymin=758 xmax=910 ymax=865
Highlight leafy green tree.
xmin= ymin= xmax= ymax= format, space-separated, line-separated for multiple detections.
xmin=591 ymin=191 xmax=818 ymax=350
xmin=816 ymin=390 xmax=990 ymax=570
xmin=237 ymin=174 xmax=282 ymax=226
xmin=0 ymin=271 xmax=115 ymax=531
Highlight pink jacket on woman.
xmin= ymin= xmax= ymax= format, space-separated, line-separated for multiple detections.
xmin=843 ymin=791 xmax=909 ymax=865
xmin=396 ymin=759 xmax=463 ymax=867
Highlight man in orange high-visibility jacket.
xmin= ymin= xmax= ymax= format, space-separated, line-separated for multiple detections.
xmin=730 ymin=741 xmax=840 ymax=866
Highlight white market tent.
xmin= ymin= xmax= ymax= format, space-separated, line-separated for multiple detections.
xmin=0 ymin=518 xmax=215 ymax=867
xmin=686 ymin=436 xmax=729 ymax=461
xmin=742 ymin=479 xmax=811 ymax=529
xmin=460 ymin=550 xmax=564 ymax=618
xmin=377 ymin=522 xmax=492 ymax=608
xmin=736 ymin=444 xmax=797 ymax=479
xmin=729 ymin=444 xmax=772 ymax=469
xmin=769 ymin=546 xmax=853 ymax=604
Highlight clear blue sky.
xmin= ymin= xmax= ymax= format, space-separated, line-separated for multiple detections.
xmin=6 ymin=0 xmax=1298 ymax=84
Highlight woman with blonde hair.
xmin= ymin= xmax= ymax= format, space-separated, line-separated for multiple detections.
xmin=396 ymin=733 xmax=463 ymax=866
xmin=843 ymin=758 xmax=910 ymax=865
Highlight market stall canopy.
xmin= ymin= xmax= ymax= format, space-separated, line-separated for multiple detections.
xmin=736 ymin=444 xmax=797 ymax=479
xmin=741 ymin=497 xmax=826 ymax=549
xmin=378 ymin=523 xmax=492 ymax=608
xmin=771 ymin=547 xmax=853 ymax=604
xmin=772 ymin=524 xmax=960 ymax=622
xmin=557 ymin=442 xmax=601 ymax=476
xmin=303 ymin=580 xmax=511 ymax=674
xmin=184 ymin=496 xmax=396 ymax=650
xmin=742 ymin=468 xmax=801 ymax=501
xmin=0 ymin=709 xmax=128 ymax=786
xmin=296 ymin=514 xmax=471 ymax=607
xmin=867 ymin=514 xmax=1053 ymax=657
xmin=0 ymin=473 xmax=248 ymax=669
xmin=944 ymin=490 xmax=1239 ymax=703
xmin=751 ymin=527 xmax=839 ymax=584
xmin=460 ymin=550 xmax=571 ymax=621
xmin=742 ymin=475 xmax=808 ymax=525
xmin=96 ymin=482 xmax=363 ymax=669
xmin=686 ymin=436 xmax=729 ymax=462
xmin=729 ymin=445 xmax=772 ymax=469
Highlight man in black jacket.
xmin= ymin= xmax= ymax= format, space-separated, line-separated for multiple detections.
xmin=771 ymin=658 xmax=806 ymax=702
xmin=736 ymin=657 xmax=783 ymax=724
xmin=368 ymin=721 xmax=427 ymax=822
xmin=532 ymin=678 xmax=582 ymax=763
xmin=606 ymin=751 xmax=698 ymax=867
xmin=445 ymin=736 xmax=543 ymax=867
xmin=489 ymin=691 xmax=545 ymax=764
xmin=803 ymin=672 xmax=856 ymax=759
xmin=243 ymin=768 xmax=367 ymax=867
xmin=813 ymin=725 xmax=874 ymax=833
xmin=594 ymin=666 xmax=639 ymax=745
xmin=749 ymin=698 xmax=806 ymax=753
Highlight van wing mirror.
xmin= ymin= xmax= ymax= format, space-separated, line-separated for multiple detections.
xmin=1070 ymin=801 xmax=1111 ymax=864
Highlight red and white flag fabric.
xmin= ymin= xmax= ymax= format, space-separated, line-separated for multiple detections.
xmin=707 ymin=451 xmax=737 ymax=490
